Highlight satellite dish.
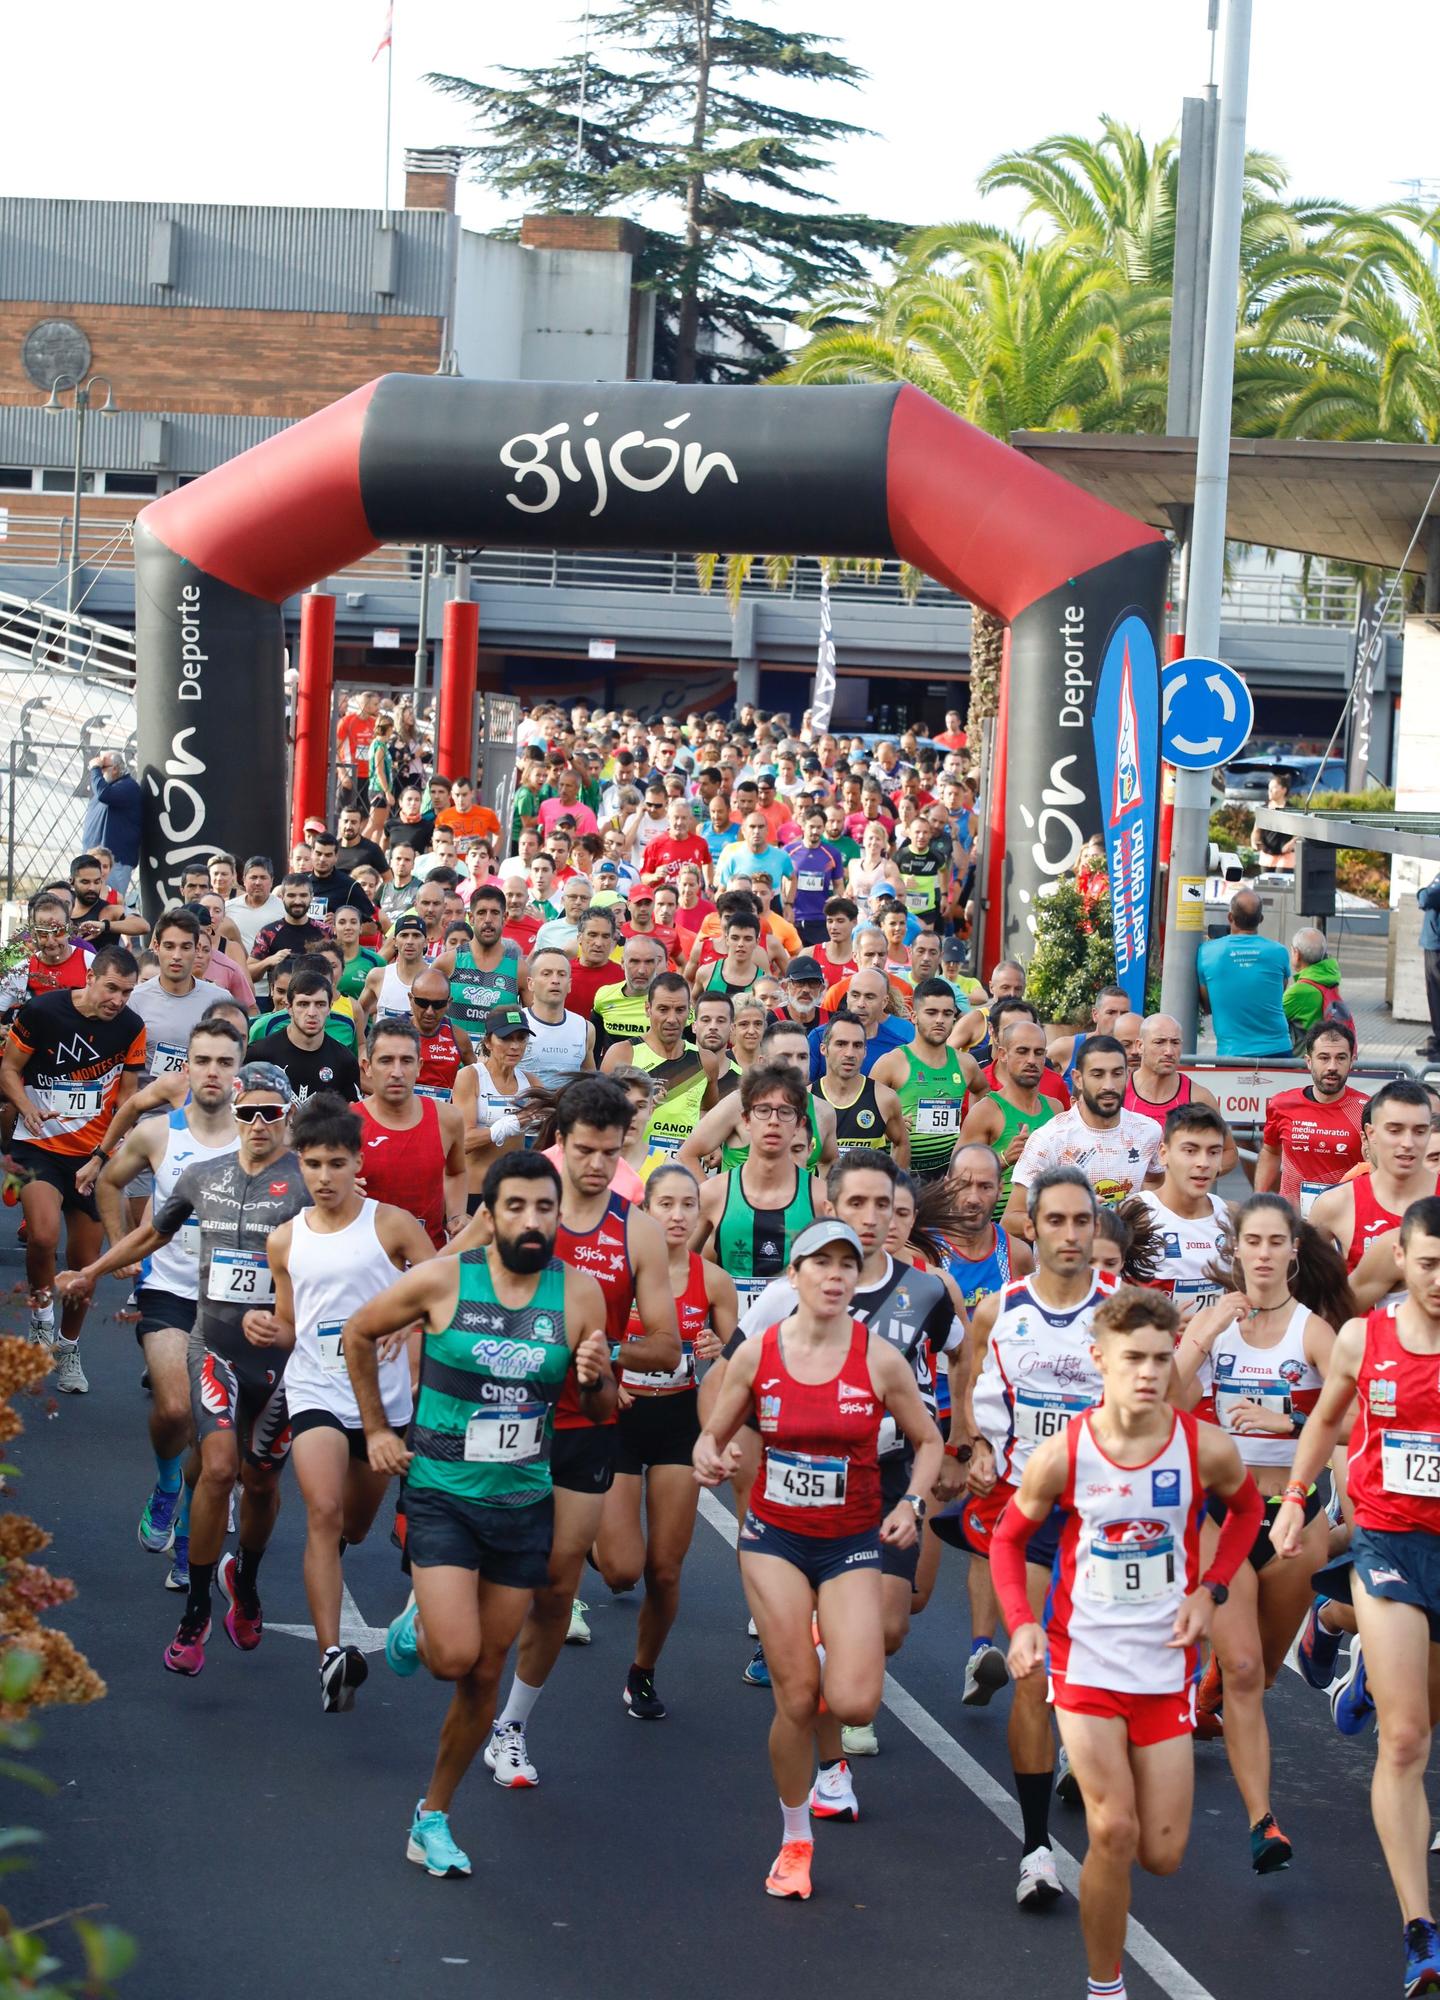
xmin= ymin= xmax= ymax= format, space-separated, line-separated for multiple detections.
xmin=22 ymin=319 xmax=92 ymax=392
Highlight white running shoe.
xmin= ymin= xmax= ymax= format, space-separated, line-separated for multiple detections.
xmin=1054 ymin=1744 xmax=1082 ymax=1808
xmin=27 ymin=1296 xmax=54 ymax=1345
xmin=1016 ymin=1845 xmax=1063 ymax=1909
xmin=809 ymin=1759 xmax=859 ymax=1822
xmin=484 ymin=1721 xmax=539 ymax=1788
xmin=747 ymin=1616 xmax=758 ymax=1637
xmin=962 ymin=1642 xmax=1009 ymax=1706
xmin=228 ymin=1483 xmax=239 ymax=1535
xmin=565 ymin=1599 xmax=592 ymax=1645
xmin=841 ymin=1722 xmax=879 ymax=1759
xmin=52 ymin=1338 xmax=88 ymax=1395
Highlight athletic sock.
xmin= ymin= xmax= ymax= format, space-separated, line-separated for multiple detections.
xmin=176 ymin=1482 xmax=192 ymax=1535
xmin=1016 ymin=1770 xmax=1052 ymax=1855
xmin=185 ymin=1560 xmax=215 ymax=1631
xmin=497 ymin=1676 xmax=542 ymax=1729
xmin=970 ymin=1633 xmax=994 ymax=1655
xmin=781 ymin=1801 xmax=811 ymax=1844
xmin=1087 ymin=1973 xmax=1126 ymax=2000
xmin=153 ymin=1452 xmax=184 ymax=1495
xmin=234 ymin=1543 xmax=265 ymax=1612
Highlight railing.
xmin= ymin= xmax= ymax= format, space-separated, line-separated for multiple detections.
xmin=0 ymin=510 xmax=1410 ymax=630
xmin=0 ymin=589 xmax=137 ymax=689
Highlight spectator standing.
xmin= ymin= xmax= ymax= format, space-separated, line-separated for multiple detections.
xmin=1282 ymin=926 xmax=1348 ymax=1043
xmin=81 ymin=752 xmax=142 ymax=900
xmin=1196 ymin=889 xmax=1291 ymax=1059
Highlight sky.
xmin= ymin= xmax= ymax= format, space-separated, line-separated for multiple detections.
xmin=4 ymin=0 xmax=1437 ymax=243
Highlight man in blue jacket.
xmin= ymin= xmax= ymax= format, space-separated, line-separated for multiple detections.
xmin=1417 ymin=871 xmax=1440 ymax=1060
xmin=81 ymin=751 xmax=142 ymax=900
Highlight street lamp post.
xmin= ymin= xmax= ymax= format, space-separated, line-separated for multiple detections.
xmin=43 ymin=374 xmax=115 ymax=620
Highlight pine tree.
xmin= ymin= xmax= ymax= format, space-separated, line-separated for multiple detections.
xmin=427 ymin=1 xmax=906 ymax=382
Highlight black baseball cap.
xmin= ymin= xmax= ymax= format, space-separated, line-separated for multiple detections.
xmin=786 ymin=955 xmax=824 ymax=984
xmin=393 ymin=913 xmax=428 ymax=935
xmin=485 ymin=1006 xmax=529 ymax=1039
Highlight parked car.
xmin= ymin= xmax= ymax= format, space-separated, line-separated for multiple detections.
xmin=1219 ymin=755 xmax=1346 ymax=805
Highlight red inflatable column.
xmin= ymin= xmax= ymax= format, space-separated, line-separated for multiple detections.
xmin=291 ymin=590 xmax=336 ymax=845
xmin=438 ymin=599 xmax=479 ymax=782
xmin=980 ymin=628 xmax=1011 ymax=983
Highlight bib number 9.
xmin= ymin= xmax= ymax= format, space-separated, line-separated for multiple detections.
xmin=1086 ymin=1530 xmax=1175 ymax=1604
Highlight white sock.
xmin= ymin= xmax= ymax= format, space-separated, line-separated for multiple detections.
xmin=781 ymin=1800 xmax=811 ymax=1844
xmin=1087 ymin=1975 xmax=1126 ymax=2000
xmin=498 ymin=1676 xmax=542 ymax=1729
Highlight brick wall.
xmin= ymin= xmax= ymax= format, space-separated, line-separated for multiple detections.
xmin=519 ymin=214 xmax=645 ymax=258
xmin=0 ymin=303 xmax=444 ymax=418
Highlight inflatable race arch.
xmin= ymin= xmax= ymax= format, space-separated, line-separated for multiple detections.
xmin=133 ymin=376 xmax=1168 ymax=987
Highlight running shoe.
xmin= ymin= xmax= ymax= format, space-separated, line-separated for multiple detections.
xmin=742 ymin=1643 xmax=771 ymax=1688
xmin=1296 ymin=1597 xmax=1344 ymax=1691
xmin=810 ymin=1760 xmax=859 ymax=1822
xmin=162 ymin=1616 xmax=210 ymax=1677
xmin=1016 ymin=1845 xmax=1063 ymax=1910
xmin=406 ymin=1802 xmax=471 ymax=1878
xmin=841 ymin=1723 xmax=878 ymax=1758
xmin=485 ymin=1722 xmax=538 ymax=1788
xmin=385 ymin=1597 xmax=421 ymax=1677
xmin=320 ymin=1644 xmax=369 ymax=1713
xmin=165 ymin=1536 xmax=190 ymax=1593
xmin=747 ymin=1616 xmax=759 ymax=1637
xmin=51 ymin=1339 xmax=88 ymax=1395
xmin=116 ymin=1290 xmax=141 ymax=1323
xmin=961 ymin=1641 xmax=1009 ymax=1707
xmin=565 ymin=1599 xmax=592 ymax=1645
xmin=1331 ymin=1641 xmax=1375 ymax=1736
xmin=764 ymin=1840 xmax=813 ymax=1900
xmin=1405 ymin=1918 xmax=1440 ymax=1996
xmin=217 ymin=1553 xmax=262 ymax=1652
xmin=26 ymin=1296 xmax=53 ymax=1346
xmin=623 ymin=1666 xmax=667 ymax=1720
xmin=1054 ymin=1744 xmax=1082 ymax=1808
xmin=1250 ymin=1811 xmax=1293 ymax=1875
xmin=1194 ymin=1654 xmax=1224 ymax=1740
xmin=137 ymin=1483 xmax=181 ymax=1554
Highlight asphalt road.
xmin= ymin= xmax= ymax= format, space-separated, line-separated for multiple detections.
xmin=4 ymin=1237 xmax=1434 ymax=2000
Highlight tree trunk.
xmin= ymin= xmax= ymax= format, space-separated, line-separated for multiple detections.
xmin=966 ymin=606 xmax=1006 ymax=730
xmin=674 ymin=0 xmax=713 ymax=384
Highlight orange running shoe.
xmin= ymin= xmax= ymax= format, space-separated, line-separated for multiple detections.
xmin=765 ymin=1840 xmax=814 ymax=1900
xmin=1194 ymin=1654 xmax=1224 ymax=1741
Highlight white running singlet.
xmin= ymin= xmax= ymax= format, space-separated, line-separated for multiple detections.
xmin=1195 ymin=1300 xmax=1322 ymax=1466
xmin=1049 ymin=1408 xmax=1202 ymax=1695
xmin=376 ymin=961 xmax=415 ymax=1020
xmin=144 ymin=1108 xmax=239 ymax=1302
xmin=283 ymin=1199 xmax=413 ymax=1428
xmin=523 ymin=1007 xmax=589 ymax=1089
xmin=1136 ymin=1189 xmax=1229 ymax=1309
xmin=971 ymin=1273 xmax=1117 ymax=1484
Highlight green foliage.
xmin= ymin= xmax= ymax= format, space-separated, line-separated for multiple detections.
xmin=427 ymin=0 xmax=906 ymax=382
xmin=1305 ymin=787 xmax=1397 ymax=813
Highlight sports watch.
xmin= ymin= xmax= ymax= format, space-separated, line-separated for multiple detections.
xmin=901 ymin=1493 xmax=927 ymax=1521
xmin=1200 ymin=1579 xmax=1229 ymax=1607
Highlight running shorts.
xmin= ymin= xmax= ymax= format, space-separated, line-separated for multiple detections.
xmin=1351 ymin=1525 xmax=1440 ymax=1641
xmin=403 ymin=1486 xmax=553 ymax=1589
xmin=288 ymin=1407 xmax=370 ymax=1460
xmin=930 ymin=1478 xmax=1062 ymax=1569
xmin=738 ymin=1510 xmax=881 ymax=1588
xmin=135 ymin=1285 xmax=195 ymax=1351
xmin=1208 ymin=1484 xmax=1322 ymax=1573
xmin=186 ymin=1333 xmax=292 ymax=1471
xmin=551 ymin=1423 xmax=619 ymax=1496
xmin=1049 ymin=1675 xmax=1197 ymax=1747
xmin=615 ymin=1389 xmax=701 ymax=1475
xmin=12 ymin=1142 xmax=99 ymax=1222
xmin=880 ymin=1453 xmax=921 ymax=1587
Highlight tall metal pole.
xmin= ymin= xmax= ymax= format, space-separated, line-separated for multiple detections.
xmin=412 ymin=544 xmax=432 ymax=699
xmin=66 ymin=387 xmax=88 ymax=621
xmin=1160 ymin=0 xmax=1252 ymax=1042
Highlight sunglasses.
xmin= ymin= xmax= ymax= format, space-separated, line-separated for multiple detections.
xmin=412 ymin=996 xmax=448 ymax=1010
xmin=234 ymin=1102 xmax=287 ymax=1125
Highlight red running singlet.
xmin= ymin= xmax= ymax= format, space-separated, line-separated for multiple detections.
xmin=554 ymin=1193 xmax=634 ymax=1430
xmin=1123 ymin=1070 xmax=1192 ymax=1133
xmin=1347 ymin=1305 xmax=1440 ymax=1535
xmin=359 ymin=1096 xmax=446 ymax=1248
xmin=417 ymin=1021 xmax=463 ymax=1097
xmin=749 ymin=1320 xmax=882 ymax=1538
xmin=621 ymin=1251 xmax=707 ymax=1395
xmin=1347 ymin=1176 xmax=1408 ymax=1274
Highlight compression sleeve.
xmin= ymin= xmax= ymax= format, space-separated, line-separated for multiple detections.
xmin=990 ymin=1498 xmax=1042 ymax=1634
xmin=1203 ymin=1473 xmax=1266 ymax=1592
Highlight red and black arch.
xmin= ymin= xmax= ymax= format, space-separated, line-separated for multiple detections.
xmin=134 ymin=374 xmax=1168 ymax=961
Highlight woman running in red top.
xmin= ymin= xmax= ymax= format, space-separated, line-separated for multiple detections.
xmin=694 ymin=1218 xmax=942 ymax=1904
xmin=596 ymin=1164 xmax=737 ymax=1722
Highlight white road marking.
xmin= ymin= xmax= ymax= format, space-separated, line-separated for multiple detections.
xmin=270 ymin=1581 xmax=391 ymax=1653
xmin=698 ymin=1489 xmax=1217 ymax=2000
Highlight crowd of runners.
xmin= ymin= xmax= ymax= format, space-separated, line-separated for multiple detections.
xmin=5 ymin=695 xmax=1440 ymax=2000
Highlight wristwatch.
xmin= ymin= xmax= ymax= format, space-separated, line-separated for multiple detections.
xmin=1200 ymin=1579 xmax=1229 ymax=1607
xmin=901 ymin=1492 xmax=927 ymax=1521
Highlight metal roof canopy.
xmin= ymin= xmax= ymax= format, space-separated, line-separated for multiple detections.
xmin=1010 ymin=433 xmax=1440 ymax=578
xmin=1254 ymin=805 xmax=1440 ymax=861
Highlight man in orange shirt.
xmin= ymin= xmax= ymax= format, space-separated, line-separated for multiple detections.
xmin=435 ymin=776 xmax=501 ymax=856
xmin=335 ymin=691 xmax=380 ymax=802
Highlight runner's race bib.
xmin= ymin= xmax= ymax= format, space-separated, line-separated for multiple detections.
xmin=1172 ymin=1279 xmax=1223 ymax=1310
xmin=178 ymin=1221 xmax=201 ymax=1261
xmin=914 ymin=1099 xmax=961 ymax=1136
xmin=207 ymin=1249 xmax=273 ymax=1305
xmin=316 ymin=1319 xmax=347 ymax=1373
xmin=877 ymin=1412 xmax=903 ymax=1457
xmin=625 ymin=1346 xmax=695 ymax=1392
xmin=464 ymin=1403 xmax=546 ymax=1464
xmin=45 ymin=1083 xmax=103 ymax=1121
xmin=1381 ymin=1429 xmax=1440 ymax=1497
xmin=1014 ymin=1386 xmax=1092 ymax=1445
xmin=1214 ymin=1381 xmax=1291 ymax=1431
xmin=414 ymin=1084 xmax=452 ymax=1102
xmin=764 ymin=1448 xmax=848 ymax=1508
xmin=798 ymin=871 xmax=825 ymax=894
xmin=1299 ymin=1181 xmax=1328 ymax=1220
xmin=1085 ymin=1523 xmax=1176 ymax=1604
xmin=151 ymin=1042 xmax=188 ymax=1077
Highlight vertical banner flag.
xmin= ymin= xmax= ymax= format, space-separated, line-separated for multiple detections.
xmin=373 ymin=2 xmax=394 ymax=59
xmin=1347 ymin=585 xmax=1384 ymax=793
xmin=810 ymin=569 xmax=837 ymax=735
xmin=480 ymin=693 xmax=522 ymax=860
xmin=1090 ymin=613 xmax=1160 ymax=1013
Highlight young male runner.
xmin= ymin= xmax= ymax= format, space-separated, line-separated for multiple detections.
xmin=1006 ymin=1037 xmax=1161 ymax=1228
xmin=358 ymin=1019 xmax=467 ymax=1249
xmin=997 ymin=1289 xmax=1262 ymax=2000
xmin=1310 ymin=1081 xmax=1435 ymax=1270
xmin=1273 ymin=1196 xmax=1440 ymax=1997
xmin=258 ymin=1095 xmax=435 ymax=1712
xmin=813 ymin=1016 xmax=908 ymax=1161
xmin=61 ymin=1063 xmax=312 ymax=1675
xmin=696 ymin=1066 xmax=824 ymax=1315
xmin=960 ymin=1018 xmax=1059 ymax=1215
xmin=872 ymin=977 xmax=970 ymax=1182
xmin=92 ymin=1018 xmax=242 ymax=1573
xmin=346 ymin=1152 xmax=614 ymax=1877
xmin=1256 ymin=1020 xmax=1366 ymax=1216
xmin=1134 ymin=1104 xmax=1231 ymax=1310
